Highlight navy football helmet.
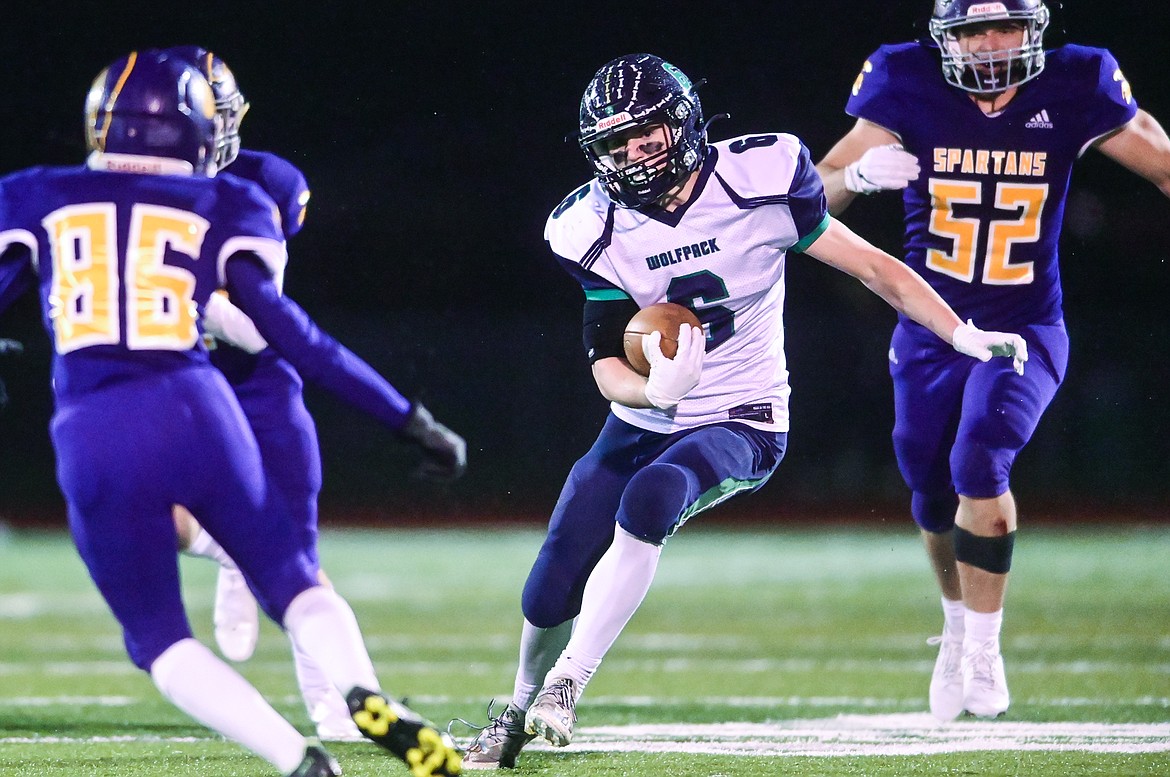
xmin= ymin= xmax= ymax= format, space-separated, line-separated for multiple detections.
xmin=85 ymin=50 xmax=220 ymax=175
xmin=930 ymin=0 xmax=1049 ymax=94
xmin=578 ymin=54 xmax=707 ymax=208
xmin=165 ymin=46 xmax=249 ymax=168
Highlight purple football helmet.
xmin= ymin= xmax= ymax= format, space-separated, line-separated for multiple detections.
xmin=930 ymin=0 xmax=1049 ymax=93
xmin=165 ymin=46 xmax=249 ymax=168
xmin=85 ymin=49 xmax=220 ymax=175
xmin=578 ymin=53 xmax=707 ymax=208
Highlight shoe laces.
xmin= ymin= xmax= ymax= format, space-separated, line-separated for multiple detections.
xmin=965 ymin=640 xmax=1001 ymax=684
xmin=539 ymin=678 xmax=577 ymax=715
xmin=928 ymin=634 xmax=963 ymax=669
xmin=447 ymin=699 xmax=524 ymax=746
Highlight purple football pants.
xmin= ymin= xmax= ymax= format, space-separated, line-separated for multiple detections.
xmin=889 ymin=319 xmax=1069 ymax=532
xmin=51 ymin=365 xmax=319 ymax=670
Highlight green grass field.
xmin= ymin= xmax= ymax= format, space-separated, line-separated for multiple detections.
xmin=1 ymin=523 xmax=1167 ymax=776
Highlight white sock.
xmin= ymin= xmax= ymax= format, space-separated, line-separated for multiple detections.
xmin=151 ymin=638 xmax=305 ymax=774
xmin=290 ymin=632 xmax=352 ymax=726
xmin=963 ymin=607 xmax=1004 ymax=653
xmin=547 ymin=526 xmax=662 ymax=694
xmin=186 ymin=526 xmax=235 ymax=567
xmin=283 ymin=585 xmax=379 ymax=696
xmin=942 ymin=596 xmax=965 ymax=639
xmin=511 ymin=618 xmax=573 ymax=711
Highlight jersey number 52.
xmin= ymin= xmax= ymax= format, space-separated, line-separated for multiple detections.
xmin=926 ymin=179 xmax=1048 ymax=285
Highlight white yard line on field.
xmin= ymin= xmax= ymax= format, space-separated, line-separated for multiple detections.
xmin=2 ymin=715 xmax=1168 ymax=756
xmin=559 ymin=715 xmax=1170 ymax=756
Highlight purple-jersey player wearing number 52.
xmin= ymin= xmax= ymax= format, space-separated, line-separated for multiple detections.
xmin=817 ymin=0 xmax=1170 ymax=722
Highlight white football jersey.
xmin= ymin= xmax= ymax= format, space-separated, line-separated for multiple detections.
xmin=545 ymin=133 xmax=829 ymax=434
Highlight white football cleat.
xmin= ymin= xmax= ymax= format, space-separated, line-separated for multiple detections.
xmin=311 ymin=695 xmax=364 ymax=741
xmin=963 ymin=639 xmax=1010 ymax=717
xmin=213 ymin=564 xmax=259 ymax=662
xmin=314 ymin=709 xmax=364 ymax=742
xmin=525 ymin=677 xmax=578 ymax=747
xmin=927 ymin=634 xmax=965 ymax=721
xmin=462 ymin=701 xmax=534 ymax=769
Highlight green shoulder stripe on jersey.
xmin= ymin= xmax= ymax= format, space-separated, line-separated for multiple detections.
xmin=584 ymin=288 xmax=632 ymax=301
xmin=790 ymin=212 xmax=831 ymax=254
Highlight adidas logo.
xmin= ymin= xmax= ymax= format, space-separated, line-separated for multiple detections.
xmin=1025 ymin=110 xmax=1054 ymax=129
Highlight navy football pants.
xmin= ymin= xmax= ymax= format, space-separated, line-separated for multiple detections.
xmin=522 ymin=414 xmax=786 ymax=628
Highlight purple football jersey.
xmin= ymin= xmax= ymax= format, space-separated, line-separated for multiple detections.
xmin=847 ymin=42 xmax=1136 ymax=330
xmin=210 ymin=150 xmax=309 ymax=394
xmin=227 ymin=149 xmax=310 ymax=240
xmin=0 ymin=163 xmax=284 ymax=399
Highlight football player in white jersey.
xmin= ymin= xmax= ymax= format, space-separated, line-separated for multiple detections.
xmin=461 ymin=53 xmax=1028 ymax=769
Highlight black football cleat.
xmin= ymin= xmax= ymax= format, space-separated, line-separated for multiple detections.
xmin=347 ymin=686 xmax=462 ymax=776
xmin=286 ymin=744 xmax=342 ymax=777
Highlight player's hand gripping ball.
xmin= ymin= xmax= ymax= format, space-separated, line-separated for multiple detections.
xmin=623 ymin=303 xmax=702 ymax=377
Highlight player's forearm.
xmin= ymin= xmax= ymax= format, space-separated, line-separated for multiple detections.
xmin=592 ymin=358 xmax=655 ymax=408
xmin=866 ymin=260 xmax=962 ymax=343
xmin=814 ymin=163 xmax=861 ymax=215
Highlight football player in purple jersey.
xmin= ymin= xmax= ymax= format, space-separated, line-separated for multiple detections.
xmin=817 ymin=0 xmax=1170 ymax=721
xmin=459 ymin=52 xmax=1028 ymax=770
xmin=159 ymin=45 xmax=464 ymax=743
xmin=0 ymin=50 xmax=462 ymax=777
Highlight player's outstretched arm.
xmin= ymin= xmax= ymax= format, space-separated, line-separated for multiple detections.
xmin=816 ymin=119 xmax=916 ymax=215
xmin=802 ymin=218 xmax=1028 ymax=374
xmin=223 ymin=252 xmax=468 ymax=480
xmin=1096 ymin=109 xmax=1170 ymax=199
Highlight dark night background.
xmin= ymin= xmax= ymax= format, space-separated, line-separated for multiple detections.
xmin=0 ymin=2 xmax=1166 ymax=527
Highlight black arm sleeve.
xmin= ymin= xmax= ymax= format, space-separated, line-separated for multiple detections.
xmin=583 ymin=297 xmax=640 ymax=364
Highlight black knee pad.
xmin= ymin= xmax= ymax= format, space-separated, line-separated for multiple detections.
xmin=953 ymin=526 xmax=1015 ymax=574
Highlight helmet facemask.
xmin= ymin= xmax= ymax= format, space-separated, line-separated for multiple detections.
xmin=199 ymin=55 xmax=249 ymax=169
xmin=581 ymin=97 xmax=703 ymax=208
xmin=930 ymin=4 xmax=1049 ymax=94
xmin=577 ymin=54 xmax=707 ymax=209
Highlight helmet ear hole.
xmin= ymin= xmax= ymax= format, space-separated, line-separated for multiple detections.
xmin=577 ymin=54 xmax=708 ymax=208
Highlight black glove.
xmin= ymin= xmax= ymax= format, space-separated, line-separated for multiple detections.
xmin=399 ymin=403 xmax=467 ymax=482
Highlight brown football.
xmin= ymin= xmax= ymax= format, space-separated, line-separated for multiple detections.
xmin=623 ymin=302 xmax=702 ymax=377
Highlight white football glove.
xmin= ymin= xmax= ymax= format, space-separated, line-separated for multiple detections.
xmin=642 ymin=323 xmax=706 ymax=410
xmin=952 ymin=320 xmax=1029 ymax=376
xmin=843 ymin=144 xmax=920 ymax=194
xmin=203 ymin=292 xmax=268 ymax=354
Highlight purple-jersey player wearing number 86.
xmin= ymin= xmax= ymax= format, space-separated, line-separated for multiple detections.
xmin=817 ymin=0 xmax=1170 ymax=722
